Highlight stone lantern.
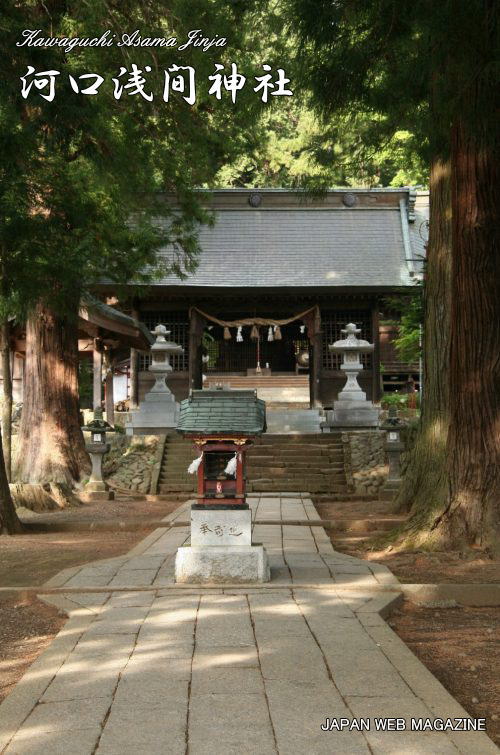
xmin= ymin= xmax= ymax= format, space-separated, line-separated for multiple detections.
xmin=126 ymin=324 xmax=183 ymax=435
xmin=380 ymin=406 xmax=406 ymax=498
xmin=149 ymin=324 xmax=183 ymax=391
xmin=82 ymin=407 xmax=115 ymax=500
xmin=323 ymin=322 xmax=380 ymax=429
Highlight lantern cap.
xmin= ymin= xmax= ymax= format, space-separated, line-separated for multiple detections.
xmin=82 ymin=407 xmax=115 ymax=433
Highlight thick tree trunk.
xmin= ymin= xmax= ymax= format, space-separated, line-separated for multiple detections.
xmin=1 ymin=319 xmax=13 ymax=482
xmin=0 ymin=423 xmax=23 ymax=534
xmin=18 ymin=302 xmax=89 ymax=484
xmin=394 ymin=158 xmax=452 ymax=538
xmin=430 ymin=116 xmax=500 ymax=550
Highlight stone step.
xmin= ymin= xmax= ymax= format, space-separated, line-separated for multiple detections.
xmin=166 ymin=447 xmax=344 ymax=456
xmin=254 ymin=440 xmax=342 ymax=447
xmin=248 ymin=472 xmax=346 ymax=482
xmin=163 ymin=451 xmax=201 ymax=464
xmin=246 ymin=458 xmax=344 ymax=470
xmin=255 ymin=433 xmax=342 ymax=441
xmin=248 ymin=453 xmax=343 ymax=461
xmin=247 ymin=446 xmax=344 ymax=460
xmin=247 ymin=459 xmax=345 ymax=468
xmin=158 ymin=483 xmax=196 ymax=492
xmin=253 ymin=439 xmax=343 ymax=447
xmin=206 ymin=376 xmax=310 ymax=385
xmin=161 ymin=460 xmax=198 ymax=469
xmin=249 ymin=484 xmax=347 ymax=493
xmin=159 ymin=474 xmax=193 ymax=481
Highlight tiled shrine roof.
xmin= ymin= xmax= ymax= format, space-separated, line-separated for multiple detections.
xmin=177 ymin=389 xmax=266 ymax=436
xmin=152 ymin=188 xmax=427 ymax=291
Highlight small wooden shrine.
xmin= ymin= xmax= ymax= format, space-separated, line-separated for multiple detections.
xmin=177 ymin=389 xmax=266 ymax=506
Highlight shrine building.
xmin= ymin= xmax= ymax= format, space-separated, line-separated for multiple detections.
xmin=100 ymin=187 xmax=428 ymax=412
xmin=4 ymin=188 xmax=428 ymax=415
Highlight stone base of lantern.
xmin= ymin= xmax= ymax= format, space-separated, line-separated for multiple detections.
xmin=175 ymin=544 xmax=270 ymax=584
xmin=126 ymin=391 xmax=179 ymax=435
xmin=323 ymin=400 xmax=380 ymax=429
xmin=175 ymin=505 xmax=269 ymax=583
xmin=81 ymin=480 xmax=115 ymax=502
xmin=81 ymin=490 xmax=115 ymax=502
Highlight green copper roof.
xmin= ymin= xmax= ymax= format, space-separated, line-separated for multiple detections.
xmin=177 ymin=389 xmax=266 ymax=436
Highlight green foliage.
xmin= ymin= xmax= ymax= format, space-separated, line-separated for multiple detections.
xmin=284 ymin=0 xmax=499 ymax=179
xmin=382 ymin=392 xmax=407 ymax=407
xmin=394 ymin=296 xmax=422 ymax=364
xmin=215 ymin=92 xmax=427 ymax=188
xmin=383 ymin=289 xmax=423 ymax=364
xmin=0 ymin=0 xmax=273 ymax=318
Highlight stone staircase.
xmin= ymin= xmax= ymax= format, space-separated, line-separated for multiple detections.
xmin=157 ymin=433 xmax=348 ymax=496
xmin=246 ymin=434 xmax=347 ymax=494
xmin=205 ymin=375 xmax=310 ymax=404
xmin=157 ymin=435 xmax=197 ymax=494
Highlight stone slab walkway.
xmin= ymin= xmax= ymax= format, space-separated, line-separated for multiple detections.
xmin=0 ymin=494 xmax=497 ymax=754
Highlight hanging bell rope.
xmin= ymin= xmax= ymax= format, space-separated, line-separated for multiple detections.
xmin=223 ymin=326 xmax=231 ymax=340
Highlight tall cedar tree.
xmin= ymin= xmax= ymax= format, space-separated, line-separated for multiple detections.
xmin=0 ymin=0 xmax=274 ymax=528
xmin=287 ymin=0 xmax=499 ymax=549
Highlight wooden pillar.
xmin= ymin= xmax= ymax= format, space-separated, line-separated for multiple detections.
xmin=371 ymin=300 xmax=381 ymax=403
xmin=93 ymin=340 xmax=103 ymax=410
xmin=236 ymin=447 xmax=245 ymax=499
xmin=129 ymin=348 xmax=139 ymax=407
xmin=197 ymin=450 xmax=205 ymax=501
xmin=188 ymin=308 xmax=204 ymax=392
xmin=130 ymin=306 xmax=140 ymax=407
xmin=105 ymin=353 xmax=115 ymax=426
xmin=311 ymin=331 xmax=322 ymax=409
xmin=306 ymin=306 xmax=322 ymax=409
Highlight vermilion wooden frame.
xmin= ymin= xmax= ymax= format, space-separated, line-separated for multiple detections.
xmin=186 ymin=437 xmax=251 ymax=505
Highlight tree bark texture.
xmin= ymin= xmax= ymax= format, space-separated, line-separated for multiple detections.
xmin=0 ymin=423 xmax=22 ymax=534
xmin=395 ymin=158 xmax=452 ymax=535
xmin=1 ymin=319 xmax=13 ymax=481
xmin=431 ymin=115 xmax=500 ymax=549
xmin=18 ymin=302 xmax=90 ymax=484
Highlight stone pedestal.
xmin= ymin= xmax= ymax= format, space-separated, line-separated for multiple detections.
xmin=175 ymin=506 xmax=270 ymax=584
xmin=127 ymin=324 xmax=183 ymax=435
xmin=325 ymin=402 xmax=380 ymax=428
xmin=126 ymin=390 xmax=179 ymax=435
xmin=82 ymin=488 xmax=115 ymax=502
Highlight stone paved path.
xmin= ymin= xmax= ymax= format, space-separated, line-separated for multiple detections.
xmin=0 ymin=494 xmax=497 ymax=754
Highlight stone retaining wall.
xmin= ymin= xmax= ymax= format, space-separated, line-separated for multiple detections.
xmin=8 ymin=420 xmax=161 ymax=496
xmin=342 ymin=431 xmax=388 ymax=497
xmin=105 ymin=434 xmax=161 ymax=494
